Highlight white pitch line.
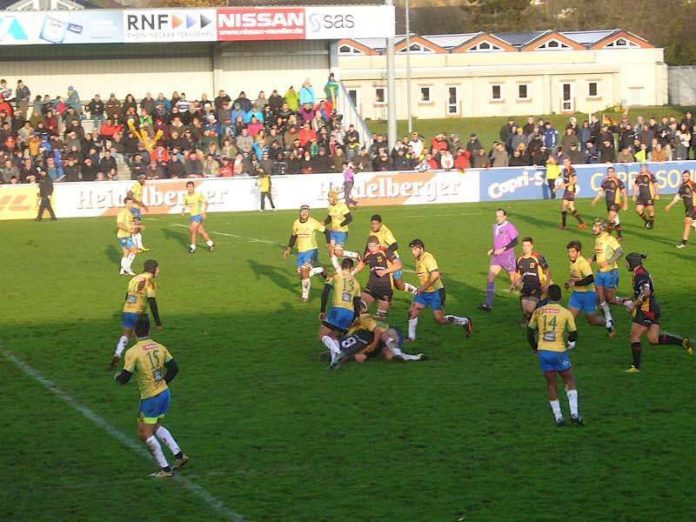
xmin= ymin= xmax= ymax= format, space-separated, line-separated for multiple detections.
xmin=397 ymin=211 xmax=483 ymax=218
xmin=0 ymin=347 xmax=245 ymax=522
xmin=171 ymin=223 xmax=281 ymax=245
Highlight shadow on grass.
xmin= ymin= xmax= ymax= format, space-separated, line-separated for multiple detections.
xmin=104 ymin=244 xmax=122 ymax=265
xmin=248 ymin=259 xmax=297 ymax=294
xmin=162 ymin=226 xmax=190 ymax=249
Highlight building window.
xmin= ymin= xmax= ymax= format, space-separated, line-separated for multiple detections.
xmin=538 ymin=39 xmax=570 ymax=50
xmin=347 ymin=89 xmax=358 ymax=107
xmin=338 ymin=44 xmax=362 ymax=55
xmin=491 ymin=84 xmax=502 ymax=101
xmin=588 ymin=81 xmax=599 ymax=98
xmin=375 ymin=87 xmax=386 ymax=104
xmin=517 ymin=84 xmax=529 ymax=100
xmin=447 ymin=87 xmax=459 ymax=115
xmin=470 ymin=41 xmax=502 ymax=52
xmin=398 ymin=42 xmax=433 ymax=53
xmin=419 ymin=87 xmax=431 ymax=103
xmin=605 ymin=38 xmax=639 ymax=48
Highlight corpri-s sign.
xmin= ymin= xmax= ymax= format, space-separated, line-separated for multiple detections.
xmin=217 ymin=7 xmax=304 ymax=41
xmin=123 ymin=9 xmax=216 ymax=43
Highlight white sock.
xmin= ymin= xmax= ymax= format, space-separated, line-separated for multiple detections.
xmin=190 ymin=244 xmax=196 ymax=251
xmin=403 ymin=282 xmax=417 ymax=294
xmin=566 ymin=389 xmax=579 ymax=417
xmin=445 ymin=315 xmax=469 ymax=326
xmin=145 ymin=435 xmax=169 ymax=469
xmin=309 ymin=266 xmax=325 ymax=277
xmin=600 ymin=301 xmax=612 ymax=318
xmin=408 ymin=317 xmax=418 ymax=340
xmin=155 ymin=425 xmax=181 ymax=456
xmin=330 ymin=255 xmax=341 ymax=271
xmin=120 ymin=256 xmax=128 ymax=270
xmin=126 ymin=253 xmax=136 ymax=270
xmin=206 ymin=240 xmax=214 ymax=247
xmin=321 ymin=335 xmax=340 ymax=355
xmin=342 ymin=250 xmax=359 ymax=260
xmin=400 ymin=353 xmax=422 ymax=361
xmin=549 ymin=399 xmax=563 ymax=421
xmin=301 ymin=278 xmax=311 ymax=299
xmin=115 ymin=335 xmax=128 ymax=358
xmin=133 ymin=232 xmax=143 ymax=249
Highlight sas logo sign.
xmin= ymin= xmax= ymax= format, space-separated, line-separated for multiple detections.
xmin=307 ymin=13 xmax=355 ymax=33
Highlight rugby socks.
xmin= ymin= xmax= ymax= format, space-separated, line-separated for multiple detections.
xmin=403 ymin=282 xmax=417 ymax=294
xmin=376 ymin=309 xmax=389 ymax=322
xmin=309 ymin=267 xmax=325 ymax=277
xmin=631 ymin=341 xmax=642 ymax=369
xmin=549 ymin=400 xmax=563 ymax=422
xmin=615 ymin=224 xmax=623 ymax=239
xmin=561 ymin=211 xmax=568 ymax=227
xmin=485 ymin=281 xmax=495 ymax=307
xmin=330 ymin=255 xmax=341 ymax=271
xmin=145 ymin=435 xmax=169 ymax=469
xmin=444 ymin=315 xmax=469 ymax=326
xmin=321 ymin=335 xmax=341 ymax=355
xmin=408 ymin=317 xmax=418 ymax=340
xmin=155 ymin=426 xmax=181 ymax=456
xmin=133 ymin=232 xmax=143 ymax=250
xmin=120 ymin=256 xmax=129 ymax=271
xmin=571 ymin=209 xmax=584 ymax=225
xmin=115 ymin=335 xmax=129 ymax=358
xmin=566 ymin=389 xmax=579 ymax=418
xmin=126 ymin=253 xmax=135 ymax=271
xmin=386 ymin=337 xmax=421 ymax=361
xmin=301 ymin=278 xmax=311 ymax=300
xmin=638 ymin=212 xmax=648 ymax=223
xmin=190 ymin=244 xmax=196 ymax=252
xmin=600 ymin=301 xmax=613 ymax=326
xmin=342 ymin=250 xmax=360 ymax=260
xmin=206 ymin=240 xmax=214 ymax=248
xmin=680 ymin=239 xmax=688 ymax=246
xmin=657 ymin=332 xmax=684 ymax=346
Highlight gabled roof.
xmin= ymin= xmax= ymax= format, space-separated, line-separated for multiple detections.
xmin=337 ymin=39 xmax=379 ymax=56
xmin=452 ymin=32 xmax=516 ymax=53
xmin=521 ymin=31 xmax=586 ymax=51
xmin=492 ymin=31 xmax=547 ymax=47
xmin=394 ymin=35 xmax=447 ymax=54
xmin=589 ymin=30 xmax=654 ymax=49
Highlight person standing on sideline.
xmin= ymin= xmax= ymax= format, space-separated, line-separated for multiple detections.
xmin=342 ymin=161 xmax=358 ymax=207
xmin=480 ymin=209 xmax=519 ymax=312
xmin=527 ymin=284 xmax=582 ymax=426
xmin=35 ymin=169 xmax=57 ymax=221
xmin=258 ymin=168 xmax=275 ymax=211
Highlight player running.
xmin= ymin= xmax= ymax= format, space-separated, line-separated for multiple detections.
xmin=619 ymin=253 xmax=693 ymax=373
xmin=114 ymin=315 xmax=188 ymax=478
xmin=116 ymin=196 xmax=140 ymax=276
xmin=633 ymin=164 xmax=659 ymax=229
xmin=407 ymin=239 xmax=472 ymax=342
xmin=559 ymin=158 xmax=586 ymax=230
xmin=318 ymin=258 xmax=361 ymax=367
xmin=284 ymin=205 xmax=330 ymax=302
xmin=182 ymin=181 xmax=215 ymax=253
xmin=367 ymin=214 xmax=417 ymax=294
xmin=325 ymin=189 xmax=359 ymax=259
xmin=352 ymin=235 xmax=402 ymax=323
xmin=480 ymin=208 xmax=518 ymax=312
xmin=591 ymin=166 xmax=628 ymax=240
xmin=565 ymin=241 xmax=615 ymax=335
xmin=665 ymin=170 xmax=696 ymax=248
xmin=527 ymin=284 xmax=583 ymax=427
xmin=111 ymin=259 xmax=163 ymax=368
xmin=515 ymin=237 xmax=551 ymax=326
xmin=128 ymin=174 xmax=150 ymax=252
xmin=592 ymin=218 xmax=622 ymax=325
xmin=328 ymin=312 xmax=426 ymax=369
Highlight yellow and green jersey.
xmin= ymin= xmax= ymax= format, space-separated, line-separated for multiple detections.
xmin=123 ymin=338 xmax=172 ymax=400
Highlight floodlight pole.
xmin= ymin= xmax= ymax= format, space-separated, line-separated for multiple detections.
xmin=405 ymin=0 xmax=412 ymax=133
xmin=386 ymin=0 xmax=397 ymax=150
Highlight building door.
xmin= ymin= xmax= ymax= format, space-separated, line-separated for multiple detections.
xmin=347 ymin=88 xmax=359 ymax=110
xmin=447 ymin=86 xmax=460 ymax=115
xmin=561 ymin=82 xmax=574 ymax=112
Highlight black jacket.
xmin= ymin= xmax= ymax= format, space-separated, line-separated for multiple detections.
xmin=38 ymin=174 xmax=53 ymax=197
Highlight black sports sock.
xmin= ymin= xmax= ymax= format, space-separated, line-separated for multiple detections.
xmin=658 ymin=333 xmax=683 ymax=346
xmin=631 ymin=341 xmax=642 ymax=369
xmin=639 ymin=212 xmax=648 ymax=223
xmin=562 ymin=211 xmax=568 ymax=227
xmin=681 ymin=239 xmax=688 ymax=246
xmin=572 ymin=210 xmax=584 ymax=224
xmin=615 ymin=224 xmax=623 ymax=238
xmin=175 ymin=451 xmax=184 ymax=459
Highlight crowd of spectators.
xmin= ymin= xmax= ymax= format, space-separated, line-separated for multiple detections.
xmin=1 ymin=74 xmax=694 ymax=185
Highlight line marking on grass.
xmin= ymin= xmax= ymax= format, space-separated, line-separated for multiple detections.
xmin=0 ymin=347 xmax=245 ymax=522
xmin=398 ymin=211 xmax=482 ymax=218
xmin=171 ymin=223 xmax=283 ymax=246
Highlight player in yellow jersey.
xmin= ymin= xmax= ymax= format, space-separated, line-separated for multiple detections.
xmin=318 ymin=258 xmax=362 ymax=367
xmin=565 ymin=241 xmax=615 ymax=336
xmin=111 ymin=259 xmax=163 ymax=367
xmin=127 ymin=174 xmax=150 ymax=252
xmin=592 ymin=218 xmax=623 ymax=324
xmin=115 ymin=316 xmax=188 ymax=478
xmin=116 ymin=196 xmax=140 ymax=276
xmin=182 ymin=181 xmax=215 ymax=254
xmin=367 ymin=214 xmax=417 ymax=294
xmin=406 ymin=239 xmax=472 ymax=342
xmin=325 ymin=189 xmax=359 ymax=259
xmin=284 ymin=205 xmax=331 ymax=301
xmin=527 ymin=284 xmax=583 ymax=426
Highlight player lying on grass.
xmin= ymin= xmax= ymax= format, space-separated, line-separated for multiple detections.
xmin=323 ymin=311 xmax=427 ymax=369
xmin=284 ymin=205 xmax=330 ymax=302
xmin=114 ymin=315 xmax=189 ymax=478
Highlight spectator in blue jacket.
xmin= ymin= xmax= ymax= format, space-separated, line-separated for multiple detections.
xmin=542 ymin=121 xmax=558 ymax=153
xmin=299 ymin=79 xmax=315 ymax=106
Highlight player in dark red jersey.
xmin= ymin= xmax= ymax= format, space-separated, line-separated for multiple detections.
xmin=352 ymin=235 xmax=402 ymax=324
xmin=559 ymin=158 xmax=586 ymax=230
xmin=591 ymin=166 xmax=628 ymax=240
xmin=514 ymin=237 xmax=551 ymax=325
xmin=665 ymin=170 xmax=696 ymax=248
xmin=632 ymin=164 xmax=659 ymax=229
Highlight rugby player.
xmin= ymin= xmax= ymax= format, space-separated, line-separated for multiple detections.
xmin=515 ymin=237 xmax=551 ymax=325
xmin=111 ymin=259 xmax=163 ymax=368
xmin=407 ymin=239 xmax=473 ymax=341
xmin=559 ymin=158 xmax=586 ymax=230
xmin=318 ymin=258 xmax=361 ymax=367
xmin=328 ymin=312 xmax=426 ymax=369
xmin=127 ymin=174 xmax=150 ymax=252
xmin=527 ymin=284 xmax=583 ymax=427
xmin=367 ymin=215 xmax=417 ymax=294
xmin=325 ymin=189 xmax=359 ymax=260
xmin=182 ymin=181 xmax=215 ymax=253
xmin=352 ymin=235 xmax=401 ymax=323
xmin=480 ymin=209 xmax=518 ymax=312
xmin=115 ymin=316 xmax=188 ymax=478
xmin=592 ymin=218 xmax=622 ymax=325
xmin=665 ymin=170 xmax=696 ymax=248
xmin=633 ymin=164 xmax=659 ymax=229
xmin=284 ymin=205 xmax=330 ymax=302
xmin=565 ymin=241 xmax=615 ymax=335
xmin=591 ymin=166 xmax=628 ymax=240
xmin=116 ymin=196 xmax=140 ymax=276
xmin=618 ymin=253 xmax=693 ymax=372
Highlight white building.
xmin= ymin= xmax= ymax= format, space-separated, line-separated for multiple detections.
xmin=337 ymin=29 xmax=668 ymax=120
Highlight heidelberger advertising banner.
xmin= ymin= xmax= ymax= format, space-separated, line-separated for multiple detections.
xmin=0 ymin=10 xmax=123 ymax=45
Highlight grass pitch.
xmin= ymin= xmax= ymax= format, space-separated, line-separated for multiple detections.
xmin=1 ymin=199 xmax=695 ymax=522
